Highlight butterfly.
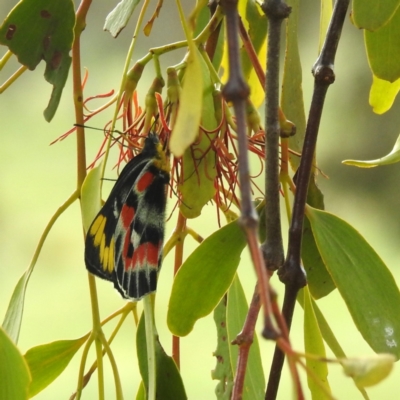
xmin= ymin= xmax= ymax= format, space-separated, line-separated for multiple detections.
xmin=85 ymin=133 xmax=170 ymax=300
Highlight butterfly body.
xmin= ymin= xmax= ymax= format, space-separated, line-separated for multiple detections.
xmin=85 ymin=133 xmax=170 ymax=300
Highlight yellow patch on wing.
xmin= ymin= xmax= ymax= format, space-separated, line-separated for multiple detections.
xmin=108 ymin=237 xmax=115 ymax=273
xmin=89 ymin=214 xmax=115 ymax=273
xmin=91 ymin=215 xmax=106 ymax=246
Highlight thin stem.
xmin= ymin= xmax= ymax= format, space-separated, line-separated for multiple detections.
xmin=260 ymin=0 xmax=291 ymax=272
xmin=231 ymin=287 xmax=261 ymax=400
xmin=72 ymin=0 xmax=92 ymax=188
xmin=221 ymin=0 xmax=279 ymax=344
xmin=143 ymin=296 xmax=156 ymax=400
xmin=172 ymin=212 xmax=187 ymax=368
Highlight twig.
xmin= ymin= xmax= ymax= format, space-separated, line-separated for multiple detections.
xmin=220 ymin=0 xmax=277 ymax=342
xmin=231 ymin=287 xmax=261 ymax=399
xmin=260 ymin=0 xmax=290 ymax=273
xmin=266 ymin=1 xmax=350 ymax=398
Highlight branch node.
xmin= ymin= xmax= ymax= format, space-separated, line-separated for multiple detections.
xmin=312 ymin=64 xmax=335 ymax=84
xmin=261 ymin=0 xmax=292 ymax=20
xmin=222 ymin=79 xmax=250 ymax=103
xmin=278 ymin=257 xmax=307 ymax=289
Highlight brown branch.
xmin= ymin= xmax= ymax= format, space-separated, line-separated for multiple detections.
xmin=220 ymin=1 xmax=281 ymax=396
xmin=260 ymin=0 xmax=290 ymax=273
xmin=266 ymin=1 xmax=350 ymax=399
xmin=231 ymin=287 xmax=261 ymax=400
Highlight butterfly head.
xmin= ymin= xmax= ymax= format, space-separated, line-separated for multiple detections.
xmin=144 ymin=133 xmax=170 ymax=176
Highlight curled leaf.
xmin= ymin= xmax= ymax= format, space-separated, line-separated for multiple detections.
xmin=369 ymin=74 xmax=400 ymax=114
xmin=340 ymin=354 xmax=396 ymax=387
xmin=343 ymin=133 xmax=400 ymax=168
xmin=104 ymin=0 xmax=141 ymax=38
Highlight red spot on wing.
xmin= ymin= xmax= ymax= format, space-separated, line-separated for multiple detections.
xmin=122 ymin=227 xmax=133 ymax=268
xmin=136 ymin=171 xmax=154 ymax=193
xmin=120 ymin=204 xmax=135 ymax=229
xmin=130 ymin=242 xmax=160 ymax=271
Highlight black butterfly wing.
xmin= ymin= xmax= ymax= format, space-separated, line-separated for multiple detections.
xmin=84 ymin=152 xmax=151 ymax=298
xmin=114 ymin=163 xmax=169 ymax=299
xmin=85 ymin=134 xmax=169 ymax=300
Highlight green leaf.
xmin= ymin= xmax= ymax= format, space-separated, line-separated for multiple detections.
xmin=297 ymin=295 xmax=370 ymax=400
xmin=302 ymin=287 xmax=332 ymax=399
xmin=282 ymin=0 xmax=307 ymax=171
xmin=239 ymin=0 xmax=267 ymax=108
xmin=226 ymin=275 xmax=265 ymax=400
xmin=167 ymin=221 xmax=246 ymax=336
xmin=365 ymin=6 xmax=400 ymax=82
xmin=169 ymin=41 xmax=203 ymax=157
xmin=0 ymin=327 xmax=31 ymax=400
xmin=173 ymin=46 xmax=217 ymax=218
xmin=24 ymin=336 xmax=88 ymax=397
xmin=318 ymin=0 xmax=332 ymax=52
xmin=306 ymin=206 xmax=400 ymax=358
xmin=2 ymin=270 xmax=32 ymax=343
xmin=352 ymin=0 xmax=400 ymax=31
xmin=342 ymin=133 xmax=400 ymax=168
xmin=369 ymin=74 xmax=400 ymax=114
xmin=80 ymin=164 xmax=103 ymax=233
xmin=135 ymin=381 xmax=146 ymax=400
xmin=137 ymin=314 xmax=187 ymax=400
xmin=340 ymin=354 xmax=396 ymax=388
xmin=177 ymin=78 xmax=217 ymax=218
xmin=0 ymin=0 xmax=75 ymax=121
xmin=3 ymin=191 xmax=78 ymax=343
xmin=302 ymin=178 xmax=336 ymax=299
xmin=302 ymin=217 xmax=335 ymax=299
xmin=212 ymin=296 xmax=234 ymax=399
xmin=104 ymin=0 xmax=141 ymax=37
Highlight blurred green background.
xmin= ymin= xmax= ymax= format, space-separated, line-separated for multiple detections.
xmin=1 ymin=0 xmax=399 ymax=399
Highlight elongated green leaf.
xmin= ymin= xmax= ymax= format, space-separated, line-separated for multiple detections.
xmin=301 ymin=177 xmax=335 ymax=299
xmin=24 ymin=336 xmax=88 ymax=397
xmin=227 ymin=275 xmax=265 ymax=400
xmin=318 ymin=0 xmax=332 ymax=52
xmin=342 ymin=133 xmax=400 ymax=168
xmin=352 ymin=0 xmax=400 ymax=31
xmin=137 ymin=314 xmax=187 ymax=400
xmin=3 ymin=191 xmax=78 ymax=343
xmin=2 ymin=270 xmax=32 ymax=343
xmin=239 ymin=0 xmax=267 ymax=108
xmin=303 ymin=178 xmax=335 ymax=299
xmin=302 ymin=217 xmax=335 ymax=299
xmin=171 ymin=40 xmax=217 ymax=218
xmin=135 ymin=381 xmax=146 ymax=400
xmin=104 ymin=0 xmax=141 ymax=37
xmin=369 ymin=75 xmax=400 ymax=114
xmin=0 ymin=327 xmax=30 ymax=400
xmin=302 ymin=287 xmax=331 ymax=399
xmin=80 ymin=164 xmax=102 ymax=233
xmin=212 ymin=296 xmax=234 ymax=399
xmin=365 ymin=6 xmax=400 ymax=82
xmin=0 ymin=0 xmax=75 ymax=121
xmin=297 ymin=295 xmax=369 ymax=400
xmin=177 ymin=51 xmax=217 ymax=218
xmin=282 ymin=0 xmax=307 ymax=171
xmin=306 ymin=206 xmax=400 ymax=358
xmin=169 ymin=47 xmax=203 ymax=157
xmin=167 ymin=221 xmax=246 ymax=336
